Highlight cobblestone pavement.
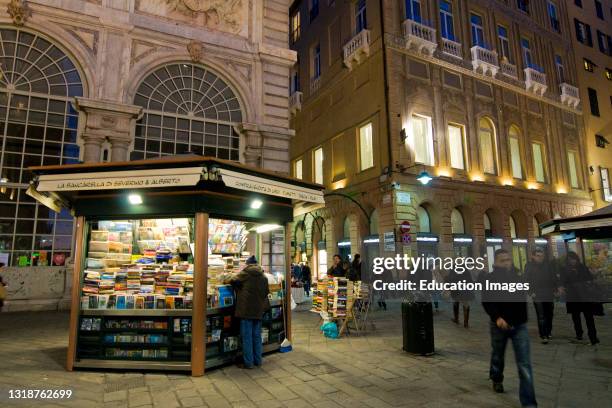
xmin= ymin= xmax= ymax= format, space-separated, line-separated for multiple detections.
xmin=0 ymin=300 xmax=610 ymax=408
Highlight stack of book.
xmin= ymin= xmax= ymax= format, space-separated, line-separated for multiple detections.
xmin=83 ymin=270 xmax=101 ymax=294
xmin=311 ymin=278 xmax=328 ymax=312
xmin=329 ymin=278 xmax=354 ymax=318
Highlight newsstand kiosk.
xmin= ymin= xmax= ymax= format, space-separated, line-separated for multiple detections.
xmin=27 ymin=156 xmax=325 ymax=376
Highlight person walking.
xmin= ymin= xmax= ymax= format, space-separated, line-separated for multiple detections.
xmin=327 ymin=254 xmax=345 ymax=278
xmin=0 ymin=263 xmax=6 ymax=312
xmin=224 ymin=256 xmax=270 ymax=369
xmin=524 ymin=248 xmax=557 ymax=344
xmin=448 ymin=268 xmax=475 ymax=328
xmin=301 ymin=262 xmax=312 ymax=297
xmin=483 ymin=249 xmax=537 ymax=407
xmin=560 ymin=252 xmax=601 ymax=345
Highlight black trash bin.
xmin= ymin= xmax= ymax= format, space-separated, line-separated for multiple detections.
xmin=402 ymin=301 xmax=434 ymax=355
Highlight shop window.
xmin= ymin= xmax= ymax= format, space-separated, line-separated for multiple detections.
xmin=483 ymin=213 xmax=492 ymax=237
xmin=509 ymin=215 xmax=517 ymax=238
xmin=532 ymin=143 xmax=546 ymax=183
xmin=359 ymin=123 xmax=374 ymax=171
xmin=448 ymin=124 xmax=466 ymax=170
xmin=509 ymin=126 xmax=523 ymax=179
xmin=417 ymin=206 xmax=431 ymax=233
xmin=314 ymin=147 xmax=324 ymax=184
xmin=409 ymin=114 xmax=434 ymax=166
xmin=0 ymin=28 xmax=82 ymax=265
xmin=478 ymin=118 xmax=497 ymax=175
xmin=295 ymin=159 xmax=303 ymax=179
xmin=132 ymin=63 xmax=242 ymax=162
xmin=567 ymin=151 xmax=580 ymax=188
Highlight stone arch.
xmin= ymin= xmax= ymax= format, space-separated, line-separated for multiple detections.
xmin=369 ymin=208 xmax=379 ymax=235
xmin=509 ymin=209 xmax=528 ymax=238
xmin=477 ymin=116 xmax=499 ymax=175
xmin=125 ymin=52 xmax=254 ymax=123
xmin=416 ymin=201 xmax=440 ymax=234
xmin=483 ymin=207 xmax=504 ymax=237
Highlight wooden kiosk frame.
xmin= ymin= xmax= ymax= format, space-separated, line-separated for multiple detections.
xmin=28 ymin=156 xmax=324 ymax=376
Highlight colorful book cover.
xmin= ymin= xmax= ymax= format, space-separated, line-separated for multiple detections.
xmin=116 ymin=295 xmax=126 ymax=309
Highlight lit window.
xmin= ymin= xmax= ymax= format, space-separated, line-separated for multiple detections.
xmin=601 ymin=167 xmax=612 ymax=202
xmin=567 ymin=151 xmax=580 ymax=189
xmin=478 ymin=118 xmax=497 ymax=175
xmin=359 ymin=123 xmax=374 ymax=170
xmin=409 ymin=114 xmax=434 ymax=166
xmin=606 ymin=68 xmax=612 ymax=80
xmin=314 ymin=147 xmax=324 ymax=184
xmin=448 ymin=124 xmax=466 ymax=170
xmin=509 ymin=128 xmax=523 ymax=179
xmin=583 ymin=58 xmax=595 ymax=72
xmin=291 ymin=10 xmax=301 ymax=43
xmin=295 ymin=159 xmax=303 ymax=180
xmin=532 ymin=143 xmax=546 ymax=183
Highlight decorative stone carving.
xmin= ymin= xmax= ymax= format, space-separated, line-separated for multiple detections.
xmin=167 ymin=0 xmax=244 ymax=32
xmin=7 ymin=0 xmax=31 ymax=26
xmin=187 ymin=40 xmax=204 ymax=62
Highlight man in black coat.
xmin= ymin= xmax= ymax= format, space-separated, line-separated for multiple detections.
xmin=225 ymin=256 xmax=270 ymax=368
xmin=524 ymin=248 xmax=557 ymax=343
xmin=482 ymin=249 xmax=537 ymax=407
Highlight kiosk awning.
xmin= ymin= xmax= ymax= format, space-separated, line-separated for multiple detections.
xmin=540 ymin=204 xmax=612 ymax=235
xmin=36 ymin=167 xmax=204 ymax=192
xmin=219 ymin=168 xmax=325 ymax=204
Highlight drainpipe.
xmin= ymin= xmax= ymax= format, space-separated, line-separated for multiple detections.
xmin=379 ymin=0 xmax=393 ymax=175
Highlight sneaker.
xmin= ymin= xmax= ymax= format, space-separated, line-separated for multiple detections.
xmin=492 ymin=382 xmax=504 ymax=393
xmin=541 ymin=337 xmax=549 ymax=344
xmin=236 ymin=363 xmax=254 ymax=369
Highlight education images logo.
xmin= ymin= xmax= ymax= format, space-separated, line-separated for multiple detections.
xmin=370 ymin=254 xmax=530 ymax=293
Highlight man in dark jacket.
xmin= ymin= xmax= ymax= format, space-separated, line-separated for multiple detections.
xmin=524 ymin=248 xmax=557 ymax=343
xmin=482 ymin=249 xmax=537 ymax=407
xmin=327 ymin=254 xmax=345 ymax=277
xmin=225 ymin=256 xmax=270 ymax=369
xmin=301 ymin=262 xmax=312 ymax=296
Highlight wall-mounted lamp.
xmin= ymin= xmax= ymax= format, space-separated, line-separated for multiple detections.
xmin=417 ymin=171 xmax=433 ymax=185
xmin=128 ymin=194 xmax=143 ymax=205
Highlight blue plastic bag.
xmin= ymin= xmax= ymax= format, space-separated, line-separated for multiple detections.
xmin=320 ymin=322 xmax=339 ymax=339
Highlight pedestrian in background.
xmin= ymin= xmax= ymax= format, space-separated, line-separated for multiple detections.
xmin=224 ymin=256 xmax=270 ymax=369
xmin=327 ymin=254 xmax=345 ymax=278
xmin=341 ymin=260 xmax=351 ymax=278
xmin=301 ymin=262 xmax=312 ymax=297
xmin=525 ymin=248 xmax=557 ymax=344
xmin=483 ymin=249 xmax=537 ymax=407
xmin=448 ymin=268 xmax=475 ymax=328
xmin=348 ymin=254 xmax=362 ymax=281
xmin=0 ymin=263 xmax=6 ymax=312
xmin=560 ymin=251 xmax=601 ymax=345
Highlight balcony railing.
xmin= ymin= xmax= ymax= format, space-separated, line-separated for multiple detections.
xmin=442 ymin=37 xmax=462 ymax=59
xmin=500 ymin=59 xmax=518 ymax=79
xmin=402 ymin=19 xmax=437 ymax=55
xmin=310 ymin=77 xmax=321 ymax=95
xmin=470 ymin=46 xmax=499 ymax=76
xmin=289 ymin=91 xmax=303 ymax=115
xmin=524 ymin=67 xmax=548 ymax=96
xmin=560 ymin=83 xmax=580 ymax=108
xmin=343 ymin=29 xmax=371 ymax=71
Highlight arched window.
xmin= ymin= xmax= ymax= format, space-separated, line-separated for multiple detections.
xmin=484 ymin=212 xmax=492 ymax=237
xmin=509 ymin=215 xmax=517 ymax=238
xmin=508 ymin=125 xmax=523 ymax=179
xmin=0 ymin=28 xmax=83 ymax=265
xmin=369 ymin=209 xmax=379 ymax=235
xmin=132 ymin=63 xmax=243 ymax=161
xmin=478 ymin=117 xmax=497 ymax=175
xmin=451 ymin=208 xmax=465 ymax=234
xmin=417 ymin=206 xmax=431 ymax=233
xmin=342 ymin=216 xmax=351 ymax=238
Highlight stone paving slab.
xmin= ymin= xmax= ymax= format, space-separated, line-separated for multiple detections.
xmin=0 ymin=300 xmax=610 ymax=407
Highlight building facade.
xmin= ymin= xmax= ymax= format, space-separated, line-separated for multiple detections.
xmin=567 ymin=0 xmax=612 ymax=209
xmin=0 ymin=0 xmax=295 ymax=310
xmin=289 ymin=0 xmax=594 ymax=279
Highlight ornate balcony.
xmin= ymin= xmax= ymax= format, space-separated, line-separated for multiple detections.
xmin=499 ymin=59 xmax=518 ymax=79
xmin=441 ymin=38 xmax=463 ymax=59
xmin=310 ymin=77 xmax=321 ymax=95
xmin=343 ymin=29 xmax=371 ymax=71
xmin=524 ymin=67 xmax=547 ymax=96
xmin=289 ymin=91 xmax=303 ymax=115
xmin=402 ymin=19 xmax=437 ymax=55
xmin=470 ymin=46 xmax=499 ymax=76
xmin=560 ymin=83 xmax=580 ymax=108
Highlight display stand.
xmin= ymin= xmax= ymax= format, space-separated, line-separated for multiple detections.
xmin=28 ymin=156 xmax=324 ymax=376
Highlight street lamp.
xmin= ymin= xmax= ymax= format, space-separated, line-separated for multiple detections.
xmin=416 ymin=171 xmax=433 ymax=185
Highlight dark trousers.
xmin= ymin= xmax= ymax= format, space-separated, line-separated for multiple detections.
xmin=533 ymin=302 xmax=553 ymax=338
xmin=489 ymin=322 xmax=537 ymax=407
xmin=304 ymin=282 xmax=311 ymax=297
xmin=571 ymin=311 xmax=597 ymax=343
xmin=240 ymin=319 xmax=262 ymax=368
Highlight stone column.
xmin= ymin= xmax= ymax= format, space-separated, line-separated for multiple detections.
xmin=238 ymin=122 xmax=263 ymax=168
xmin=431 ymin=69 xmax=448 ymax=168
xmin=73 ymin=97 xmax=142 ymax=163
